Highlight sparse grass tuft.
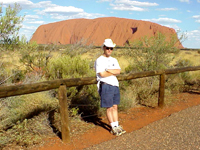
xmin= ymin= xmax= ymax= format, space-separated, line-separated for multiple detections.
xmin=0 ymin=112 xmax=55 ymax=149
xmin=0 ymin=91 xmax=58 ymax=130
xmin=119 ymin=81 xmax=138 ymax=110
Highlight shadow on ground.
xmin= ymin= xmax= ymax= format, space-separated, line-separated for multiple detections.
xmin=82 ymin=116 xmax=111 ymax=132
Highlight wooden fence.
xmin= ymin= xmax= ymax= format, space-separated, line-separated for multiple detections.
xmin=0 ymin=66 xmax=200 ymax=143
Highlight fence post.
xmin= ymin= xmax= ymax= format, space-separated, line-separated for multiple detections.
xmin=158 ymin=73 xmax=165 ymax=108
xmin=58 ymin=84 xmax=70 ymax=143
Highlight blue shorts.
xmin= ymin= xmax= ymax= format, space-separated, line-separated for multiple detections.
xmin=99 ymin=83 xmax=120 ymax=108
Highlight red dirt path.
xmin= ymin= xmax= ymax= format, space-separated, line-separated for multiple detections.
xmin=31 ymin=93 xmax=200 ymax=150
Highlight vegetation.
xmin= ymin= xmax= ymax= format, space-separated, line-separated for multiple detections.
xmin=124 ymin=32 xmax=181 ymax=73
xmin=0 ymin=3 xmax=24 ymax=50
xmin=0 ymin=40 xmax=200 ymax=149
xmin=0 ymin=4 xmax=199 ymax=148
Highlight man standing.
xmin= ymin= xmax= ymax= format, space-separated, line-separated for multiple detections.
xmin=94 ymin=39 xmax=126 ymax=136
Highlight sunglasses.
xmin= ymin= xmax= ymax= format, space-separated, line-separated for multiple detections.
xmin=105 ymin=47 xmax=113 ymax=50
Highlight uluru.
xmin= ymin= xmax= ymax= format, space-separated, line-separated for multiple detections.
xmin=30 ymin=17 xmax=184 ymax=49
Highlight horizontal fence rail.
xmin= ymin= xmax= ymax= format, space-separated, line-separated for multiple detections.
xmin=0 ymin=66 xmax=200 ymax=99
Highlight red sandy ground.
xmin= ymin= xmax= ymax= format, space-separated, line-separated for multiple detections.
xmin=31 ymin=93 xmax=200 ymax=150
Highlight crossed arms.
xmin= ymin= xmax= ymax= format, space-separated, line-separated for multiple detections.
xmin=99 ymin=69 xmax=121 ymax=78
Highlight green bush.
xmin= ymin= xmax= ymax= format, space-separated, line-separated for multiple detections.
xmin=46 ymin=55 xmax=95 ymax=79
xmin=174 ymin=59 xmax=192 ymax=81
xmin=0 ymin=3 xmax=24 ymax=51
xmin=19 ymin=37 xmax=52 ymax=75
xmin=124 ymin=32 xmax=180 ymax=73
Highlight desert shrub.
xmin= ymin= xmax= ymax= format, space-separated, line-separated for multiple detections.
xmin=118 ymin=81 xmax=138 ymax=110
xmin=131 ymin=77 xmax=160 ymax=107
xmin=19 ymin=37 xmax=52 ymax=76
xmin=165 ymin=74 xmax=185 ymax=94
xmin=175 ymin=59 xmax=192 ymax=67
xmin=170 ymin=59 xmax=197 ymax=92
xmin=174 ymin=59 xmax=193 ymax=81
xmin=124 ymin=32 xmax=180 ymax=73
xmin=60 ymin=38 xmax=94 ymax=57
xmin=67 ymin=84 xmax=100 ymax=118
xmin=119 ymin=32 xmax=193 ymax=106
xmin=37 ymin=43 xmax=63 ymax=51
xmin=119 ymin=74 xmax=187 ymax=108
xmin=11 ymin=69 xmax=25 ymax=83
xmin=0 ymin=112 xmax=56 ymax=149
xmin=117 ymin=77 xmax=160 ymax=108
xmin=46 ymin=55 xmax=95 ymax=79
xmin=0 ymin=57 xmax=22 ymax=85
xmin=45 ymin=53 xmax=98 ymax=117
xmin=0 ymin=91 xmax=58 ymax=130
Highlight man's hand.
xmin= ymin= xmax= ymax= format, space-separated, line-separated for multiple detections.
xmin=99 ymin=69 xmax=120 ymax=77
xmin=107 ymin=69 xmax=120 ymax=75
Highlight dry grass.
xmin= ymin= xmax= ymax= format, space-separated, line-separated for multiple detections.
xmin=172 ymin=50 xmax=200 ymax=81
xmin=1 ymin=51 xmax=23 ymax=70
xmin=0 ymin=112 xmax=55 ymax=149
xmin=81 ymin=48 xmax=200 ymax=73
xmin=3 ymin=48 xmax=199 ymax=75
xmin=0 ymin=47 xmax=200 ymax=149
xmin=173 ymin=50 xmax=200 ymax=66
xmin=0 ymin=92 xmax=58 ymax=130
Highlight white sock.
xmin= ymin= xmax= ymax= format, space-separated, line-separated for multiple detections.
xmin=110 ymin=122 xmax=115 ymax=128
xmin=111 ymin=121 xmax=119 ymax=128
xmin=114 ymin=121 xmax=119 ymax=127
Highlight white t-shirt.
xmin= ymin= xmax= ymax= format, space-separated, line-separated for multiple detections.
xmin=95 ymin=55 xmax=121 ymax=87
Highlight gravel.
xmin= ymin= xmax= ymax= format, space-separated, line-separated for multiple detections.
xmin=85 ymin=105 xmax=200 ymax=150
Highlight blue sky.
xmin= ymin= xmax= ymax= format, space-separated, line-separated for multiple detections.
xmin=1 ymin=0 xmax=200 ymax=48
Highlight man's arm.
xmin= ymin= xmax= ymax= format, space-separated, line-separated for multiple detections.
xmin=99 ymin=69 xmax=121 ymax=77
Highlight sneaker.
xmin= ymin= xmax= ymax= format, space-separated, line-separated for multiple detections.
xmin=118 ymin=125 xmax=126 ymax=134
xmin=110 ymin=126 xmax=122 ymax=136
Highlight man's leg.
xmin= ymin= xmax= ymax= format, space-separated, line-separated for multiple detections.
xmin=107 ymin=105 xmax=126 ymax=135
xmin=106 ymin=105 xmax=118 ymax=123
xmin=107 ymin=105 xmax=122 ymax=136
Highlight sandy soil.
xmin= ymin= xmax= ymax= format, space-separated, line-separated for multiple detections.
xmin=30 ymin=92 xmax=200 ymax=150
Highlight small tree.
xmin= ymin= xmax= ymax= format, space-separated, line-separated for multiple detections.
xmin=19 ymin=35 xmax=53 ymax=77
xmin=125 ymin=32 xmax=182 ymax=73
xmin=0 ymin=3 xmax=24 ymax=49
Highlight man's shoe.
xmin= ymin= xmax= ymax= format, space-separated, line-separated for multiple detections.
xmin=110 ymin=126 xmax=122 ymax=136
xmin=118 ymin=125 xmax=126 ymax=134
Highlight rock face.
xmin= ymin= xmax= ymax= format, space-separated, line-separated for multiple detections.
xmin=30 ymin=17 xmax=183 ymax=48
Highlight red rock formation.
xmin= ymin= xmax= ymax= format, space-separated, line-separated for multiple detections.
xmin=30 ymin=17 xmax=184 ymax=48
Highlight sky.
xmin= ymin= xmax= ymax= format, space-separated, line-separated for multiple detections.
xmin=0 ymin=0 xmax=200 ymax=48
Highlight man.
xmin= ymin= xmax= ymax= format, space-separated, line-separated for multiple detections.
xmin=94 ymin=38 xmax=126 ymax=136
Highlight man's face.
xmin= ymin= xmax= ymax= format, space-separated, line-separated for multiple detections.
xmin=103 ymin=46 xmax=113 ymax=57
